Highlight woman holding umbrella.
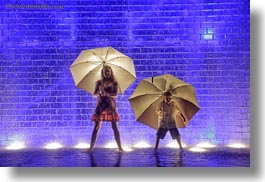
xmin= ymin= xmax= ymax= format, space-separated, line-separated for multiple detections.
xmin=70 ymin=47 xmax=136 ymax=152
xmin=89 ymin=65 xmax=123 ymax=152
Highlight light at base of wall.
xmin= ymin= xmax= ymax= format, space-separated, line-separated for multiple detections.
xmin=227 ymin=143 xmax=247 ymax=148
xmin=133 ymin=141 xmax=151 ymax=148
xmin=6 ymin=141 xmax=26 ymax=150
xmin=189 ymin=147 xmax=208 ymax=152
xmin=74 ymin=143 xmax=90 ymax=149
xmin=44 ymin=142 xmax=63 ymax=150
xmin=166 ymin=141 xmax=186 ymax=148
xmin=196 ymin=142 xmax=216 ymax=148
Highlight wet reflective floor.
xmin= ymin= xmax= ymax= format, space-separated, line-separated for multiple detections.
xmin=0 ymin=147 xmax=250 ymax=167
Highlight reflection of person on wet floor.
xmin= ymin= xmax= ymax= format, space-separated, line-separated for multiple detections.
xmin=154 ymin=91 xmax=185 ymax=150
xmin=155 ymin=150 xmax=183 ymax=167
xmin=89 ymin=65 xmax=123 ymax=152
xmin=89 ymin=152 xmax=122 ymax=167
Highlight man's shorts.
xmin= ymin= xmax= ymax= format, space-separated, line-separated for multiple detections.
xmin=156 ymin=127 xmax=180 ymax=139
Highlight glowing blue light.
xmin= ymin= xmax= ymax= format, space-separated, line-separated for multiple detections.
xmin=202 ymin=28 xmax=214 ymax=40
xmin=203 ymin=34 xmax=213 ymax=40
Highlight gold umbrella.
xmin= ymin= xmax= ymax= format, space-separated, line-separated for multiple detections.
xmin=70 ymin=46 xmax=136 ymax=94
xmin=129 ymin=74 xmax=200 ymax=129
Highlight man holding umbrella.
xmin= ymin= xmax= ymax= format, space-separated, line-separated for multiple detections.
xmin=129 ymin=74 xmax=200 ymax=151
xmin=155 ymin=91 xmax=184 ymax=150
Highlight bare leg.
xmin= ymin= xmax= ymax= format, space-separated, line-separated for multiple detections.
xmin=176 ymin=136 xmax=183 ymax=150
xmin=89 ymin=121 xmax=102 ymax=152
xmin=111 ymin=121 xmax=123 ymax=152
xmin=154 ymin=137 xmax=160 ymax=150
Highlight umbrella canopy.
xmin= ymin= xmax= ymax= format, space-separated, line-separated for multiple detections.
xmin=129 ymin=74 xmax=200 ymax=129
xmin=70 ymin=46 xmax=136 ymax=94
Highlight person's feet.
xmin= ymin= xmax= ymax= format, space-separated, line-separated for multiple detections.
xmin=179 ymin=146 xmax=183 ymax=151
xmin=88 ymin=148 xmax=94 ymax=153
xmin=178 ymin=143 xmax=184 ymax=151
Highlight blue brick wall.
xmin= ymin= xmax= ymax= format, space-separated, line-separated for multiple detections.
xmin=0 ymin=0 xmax=250 ymax=148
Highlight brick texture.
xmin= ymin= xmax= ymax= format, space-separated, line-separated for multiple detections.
xmin=0 ymin=0 xmax=250 ymax=148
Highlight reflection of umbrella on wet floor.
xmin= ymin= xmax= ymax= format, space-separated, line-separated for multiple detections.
xmin=129 ymin=74 xmax=200 ymax=129
xmin=70 ymin=46 xmax=136 ymax=94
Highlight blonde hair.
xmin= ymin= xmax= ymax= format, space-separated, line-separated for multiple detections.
xmin=101 ymin=65 xmax=116 ymax=81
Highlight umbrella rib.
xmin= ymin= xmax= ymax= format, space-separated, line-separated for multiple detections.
xmin=105 ymin=47 xmax=110 ymax=61
xmin=117 ymin=83 xmax=123 ymax=94
xmin=106 ymin=56 xmax=130 ymax=62
xmin=90 ymin=51 xmax=104 ymax=62
xmin=77 ymin=64 xmax=102 ymax=85
xmin=172 ymin=96 xmax=200 ymax=108
xmin=138 ymin=95 xmax=162 ymax=119
xmin=70 ymin=60 xmax=99 ymax=68
xmin=165 ymin=74 xmax=169 ymax=92
xmin=107 ymin=62 xmax=136 ymax=79
xmin=168 ymin=83 xmax=190 ymax=92
xmin=142 ymin=79 xmax=164 ymax=94
xmin=129 ymin=93 xmax=161 ymax=100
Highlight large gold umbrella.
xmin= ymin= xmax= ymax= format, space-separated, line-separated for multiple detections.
xmin=129 ymin=74 xmax=200 ymax=129
xmin=70 ymin=46 xmax=136 ymax=94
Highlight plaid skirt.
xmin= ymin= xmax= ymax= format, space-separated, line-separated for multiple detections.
xmin=92 ymin=109 xmax=119 ymax=122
